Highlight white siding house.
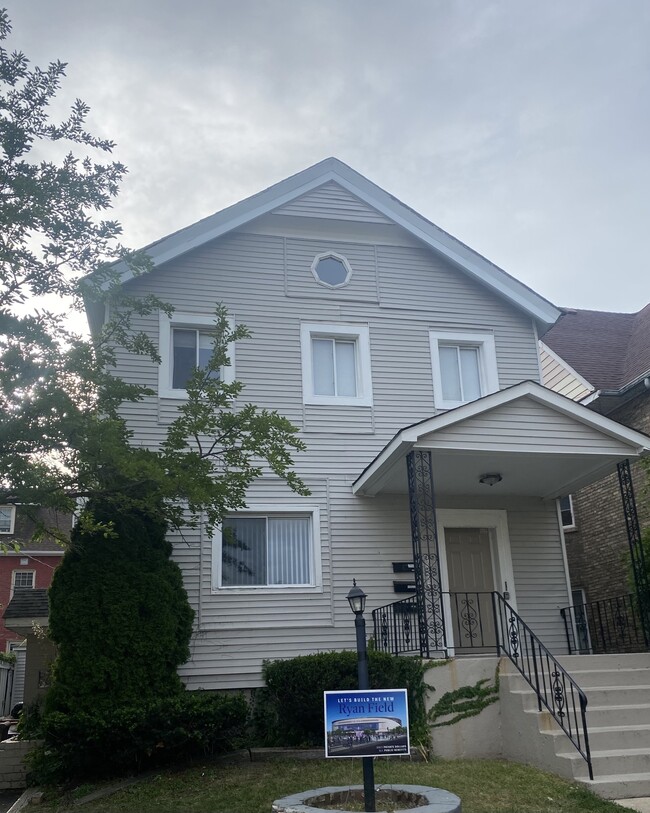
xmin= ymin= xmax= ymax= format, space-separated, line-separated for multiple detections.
xmin=90 ymin=158 xmax=650 ymax=691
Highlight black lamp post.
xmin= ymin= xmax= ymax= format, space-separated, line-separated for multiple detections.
xmin=347 ymin=580 xmax=376 ymax=813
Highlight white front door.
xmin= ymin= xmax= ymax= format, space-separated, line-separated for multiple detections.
xmin=445 ymin=527 xmax=497 ymax=653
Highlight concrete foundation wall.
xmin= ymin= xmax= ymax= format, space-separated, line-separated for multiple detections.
xmin=426 ymin=657 xmax=502 ymax=759
xmin=0 ymin=740 xmax=40 ymax=789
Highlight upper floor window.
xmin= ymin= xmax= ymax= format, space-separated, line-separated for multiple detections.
xmin=0 ymin=506 xmax=15 ymax=534
xmin=213 ymin=505 xmax=321 ymax=590
xmin=429 ymin=331 xmax=499 ymax=410
xmin=311 ymin=252 xmax=352 ymax=288
xmin=159 ymin=312 xmax=235 ymax=399
xmin=300 ymin=323 xmax=373 ymax=407
xmin=559 ymin=495 xmax=576 ymax=531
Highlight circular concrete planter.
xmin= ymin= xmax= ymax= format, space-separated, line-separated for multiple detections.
xmin=272 ymin=784 xmax=461 ymax=813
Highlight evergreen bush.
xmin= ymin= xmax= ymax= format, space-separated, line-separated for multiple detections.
xmin=252 ymin=650 xmax=432 ymax=752
xmin=45 ymin=498 xmax=194 ymax=717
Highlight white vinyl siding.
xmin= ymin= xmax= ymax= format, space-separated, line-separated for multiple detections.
xmin=539 ymin=343 xmax=594 ymax=402
xmin=112 ymin=220 xmax=558 ymax=690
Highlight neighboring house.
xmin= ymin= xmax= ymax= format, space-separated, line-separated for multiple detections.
xmin=0 ymin=506 xmax=66 ymax=651
xmin=542 ymin=305 xmax=650 ymax=647
xmin=84 ymin=158 xmax=650 ymax=695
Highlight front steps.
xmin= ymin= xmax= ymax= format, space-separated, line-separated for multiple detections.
xmin=501 ymin=653 xmax=650 ymax=799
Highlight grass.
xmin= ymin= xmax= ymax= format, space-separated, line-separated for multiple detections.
xmin=39 ymin=757 xmax=624 ymax=813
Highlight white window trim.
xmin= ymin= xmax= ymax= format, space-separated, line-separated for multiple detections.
xmin=310 ymin=252 xmax=353 ymax=289
xmin=559 ymin=494 xmax=576 ymax=532
xmin=429 ymin=330 xmax=499 ymax=410
xmin=300 ymin=322 xmax=373 ymax=407
xmin=0 ymin=505 xmax=16 ymax=535
xmin=212 ymin=504 xmax=322 ymax=593
xmin=158 ymin=312 xmax=235 ymax=400
xmin=10 ymin=569 xmax=35 ymax=599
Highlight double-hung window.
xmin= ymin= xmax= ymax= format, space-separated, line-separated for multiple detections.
xmin=159 ymin=312 xmax=235 ymax=398
xmin=300 ymin=323 xmax=372 ymax=406
xmin=429 ymin=331 xmax=499 ymax=410
xmin=214 ymin=506 xmax=320 ymax=590
xmin=0 ymin=506 xmax=15 ymax=535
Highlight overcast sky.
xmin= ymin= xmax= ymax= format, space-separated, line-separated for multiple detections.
xmin=5 ymin=0 xmax=649 ymax=313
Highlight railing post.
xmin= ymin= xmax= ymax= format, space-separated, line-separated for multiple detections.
xmin=530 ymin=632 xmax=542 ymax=712
xmin=579 ymin=693 xmax=593 ymax=781
xmin=491 ymin=592 xmax=501 ymax=656
xmin=560 ymin=607 xmax=573 ymax=654
xmin=618 ymin=459 xmax=650 ymax=647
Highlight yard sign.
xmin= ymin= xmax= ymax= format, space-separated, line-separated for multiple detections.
xmin=324 ymin=688 xmax=410 ymax=758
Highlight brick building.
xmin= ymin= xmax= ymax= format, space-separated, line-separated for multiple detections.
xmin=542 ymin=304 xmax=650 ymax=611
xmin=0 ymin=506 xmax=67 ymax=651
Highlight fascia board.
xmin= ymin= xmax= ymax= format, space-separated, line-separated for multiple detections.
xmin=331 ymin=171 xmax=560 ymax=328
xmin=352 ymin=439 xmax=413 ymax=496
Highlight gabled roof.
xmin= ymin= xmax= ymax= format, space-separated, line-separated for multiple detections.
xmin=544 ymin=304 xmax=650 ymax=392
xmin=107 ymin=158 xmax=560 ymax=330
xmin=353 ymin=380 xmax=650 ymax=497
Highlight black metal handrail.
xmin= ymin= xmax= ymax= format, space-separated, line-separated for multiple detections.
xmin=560 ymin=593 xmax=649 ymax=654
xmin=493 ymin=592 xmax=593 ymax=780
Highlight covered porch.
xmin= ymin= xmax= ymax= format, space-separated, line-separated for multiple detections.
xmin=353 ymin=381 xmax=650 ymax=660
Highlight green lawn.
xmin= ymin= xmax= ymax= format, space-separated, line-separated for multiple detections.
xmin=40 ymin=757 xmax=624 ymax=813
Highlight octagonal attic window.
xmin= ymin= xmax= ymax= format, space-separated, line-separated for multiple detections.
xmin=311 ymin=253 xmax=352 ymax=288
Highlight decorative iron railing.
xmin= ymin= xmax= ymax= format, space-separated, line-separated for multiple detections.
xmin=493 ymin=592 xmax=593 ymax=780
xmin=372 ymin=595 xmax=421 ymax=655
xmin=372 ymin=591 xmax=496 ymax=656
xmin=560 ymin=593 xmax=649 ymax=654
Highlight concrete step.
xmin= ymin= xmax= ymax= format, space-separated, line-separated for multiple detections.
xmin=558 ymin=668 xmax=650 ymax=687
xmin=508 ymin=681 xmax=650 ymax=710
xmin=551 ymin=724 xmax=650 ymax=754
xmin=579 ymin=772 xmax=650 ymax=800
xmin=560 ymin=748 xmax=650 ymax=779
xmin=586 ymin=705 xmax=650 ymax=728
xmin=556 ymin=654 xmax=650 ymax=670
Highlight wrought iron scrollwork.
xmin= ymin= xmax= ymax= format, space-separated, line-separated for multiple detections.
xmin=407 ymin=450 xmax=446 ymax=657
xmin=551 ymin=670 xmax=566 ymax=719
xmin=380 ymin=610 xmax=389 ymax=650
xmin=459 ymin=596 xmax=479 ymax=641
xmin=508 ymin=612 xmax=519 ymax=658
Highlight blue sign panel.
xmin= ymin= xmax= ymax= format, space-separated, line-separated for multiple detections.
xmin=324 ymin=688 xmax=410 ymax=758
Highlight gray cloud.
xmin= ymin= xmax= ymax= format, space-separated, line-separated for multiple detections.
xmin=4 ymin=0 xmax=649 ymax=312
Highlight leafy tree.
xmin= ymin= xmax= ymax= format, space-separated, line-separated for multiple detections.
xmin=0 ymin=8 xmax=307 ymax=538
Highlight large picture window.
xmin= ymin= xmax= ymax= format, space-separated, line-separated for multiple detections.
xmin=213 ymin=506 xmax=320 ymax=590
xmin=159 ymin=312 xmax=235 ymax=399
xmin=429 ymin=331 xmax=499 ymax=410
xmin=300 ymin=323 xmax=372 ymax=406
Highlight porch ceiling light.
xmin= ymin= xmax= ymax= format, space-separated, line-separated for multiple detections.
xmin=347 ymin=579 xmax=367 ymax=615
xmin=479 ymin=472 xmax=502 ymax=487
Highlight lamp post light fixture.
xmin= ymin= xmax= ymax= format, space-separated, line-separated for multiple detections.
xmin=346 ymin=579 xmax=376 ymax=813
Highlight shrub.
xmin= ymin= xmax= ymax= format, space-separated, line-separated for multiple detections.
xmin=252 ymin=651 xmax=432 ymax=751
xmin=45 ymin=498 xmax=194 ymax=718
xmin=28 ymin=691 xmax=248 ymax=783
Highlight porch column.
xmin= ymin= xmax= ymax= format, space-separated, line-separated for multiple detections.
xmin=617 ymin=459 xmax=650 ymax=646
xmin=406 ymin=450 xmax=447 ymax=657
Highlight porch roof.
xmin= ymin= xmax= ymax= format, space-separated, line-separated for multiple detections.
xmin=352 ymin=381 xmax=650 ymax=498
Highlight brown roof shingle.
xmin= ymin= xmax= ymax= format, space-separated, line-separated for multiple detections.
xmin=544 ymin=305 xmax=650 ymax=391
